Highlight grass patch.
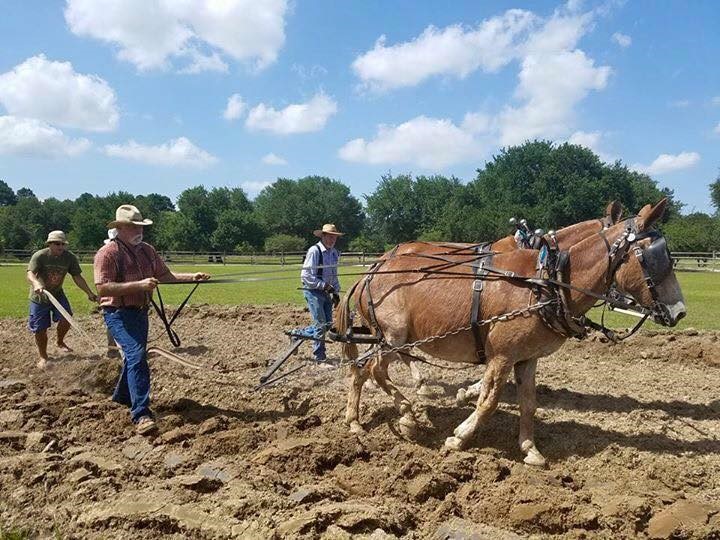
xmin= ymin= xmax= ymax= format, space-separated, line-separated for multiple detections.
xmin=1 ymin=263 xmax=717 ymax=330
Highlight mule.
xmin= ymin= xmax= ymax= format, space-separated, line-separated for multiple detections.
xmin=337 ymin=199 xmax=685 ymax=466
xmin=367 ymin=201 xmax=624 ymax=397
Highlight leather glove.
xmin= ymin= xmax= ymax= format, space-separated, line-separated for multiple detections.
xmin=332 ymin=293 xmax=340 ymax=308
xmin=323 ymin=283 xmax=335 ymax=294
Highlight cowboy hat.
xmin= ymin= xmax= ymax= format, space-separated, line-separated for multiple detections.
xmin=46 ymin=230 xmax=68 ymax=245
xmin=313 ymin=224 xmax=344 ymax=237
xmin=108 ymin=204 xmax=153 ymax=228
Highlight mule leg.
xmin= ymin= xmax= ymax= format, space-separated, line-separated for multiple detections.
xmin=371 ymin=353 xmax=419 ymax=438
xmin=514 ymin=358 xmax=546 ymax=467
xmin=345 ymin=364 xmax=370 ymax=434
xmin=407 ymin=358 xmax=433 ymax=398
xmin=456 ymin=379 xmax=483 ymax=405
xmin=445 ymin=359 xmax=512 ymax=450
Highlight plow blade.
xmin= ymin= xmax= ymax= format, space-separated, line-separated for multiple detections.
xmin=259 ymin=338 xmax=303 ymax=385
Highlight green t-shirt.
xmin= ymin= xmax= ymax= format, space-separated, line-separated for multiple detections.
xmin=27 ymin=248 xmax=82 ymax=304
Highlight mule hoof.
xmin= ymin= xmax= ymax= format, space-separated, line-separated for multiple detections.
xmin=348 ymin=421 xmax=366 ymax=434
xmin=444 ymin=436 xmax=466 ymax=451
xmin=455 ymin=388 xmax=467 ymax=406
xmin=521 ymin=442 xmax=547 ymax=467
xmin=416 ymin=384 xmax=434 ymax=398
xmin=398 ymin=415 xmax=418 ymax=438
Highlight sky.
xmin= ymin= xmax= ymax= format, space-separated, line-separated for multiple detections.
xmin=0 ymin=0 xmax=718 ymax=213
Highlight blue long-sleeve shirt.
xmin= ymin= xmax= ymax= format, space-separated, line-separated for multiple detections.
xmin=301 ymin=241 xmax=340 ymax=292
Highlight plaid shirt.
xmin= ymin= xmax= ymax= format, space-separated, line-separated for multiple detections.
xmin=94 ymin=240 xmax=170 ymax=308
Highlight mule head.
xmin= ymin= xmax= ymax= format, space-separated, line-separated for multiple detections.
xmin=613 ymin=198 xmax=686 ymax=327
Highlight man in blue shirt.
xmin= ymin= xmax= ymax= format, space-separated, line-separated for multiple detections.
xmin=300 ymin=224 xmax=342 ymax=362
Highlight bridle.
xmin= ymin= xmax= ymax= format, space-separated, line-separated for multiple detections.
xmin=597 ymin=217 xmax=676 ymax=328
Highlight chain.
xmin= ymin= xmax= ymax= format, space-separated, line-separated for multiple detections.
xmin=353 ymin=299 xmax=556 ymax=366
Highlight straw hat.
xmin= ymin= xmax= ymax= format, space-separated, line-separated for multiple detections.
xmin=108 ymin=204 xmax=153 ymax=228
xmin=46 ymin=230 xmax=68 ymax=245
xmin=313 ymin=224 xmax=344 ymax=237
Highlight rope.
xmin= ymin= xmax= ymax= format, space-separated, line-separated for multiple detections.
xmin=42 ymin=290 xmax=205 ymax=371
xmin=43 ymin=290 xmax=102 ymax=355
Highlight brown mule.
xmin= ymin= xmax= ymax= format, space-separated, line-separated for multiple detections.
xmin=338 ymin=199 xmax=685 ymax=465
xmin=360 ymin=201 xmax=624 ymax=398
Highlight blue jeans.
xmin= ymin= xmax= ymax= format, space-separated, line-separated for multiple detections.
xmin=303 ymin=289 xmax=333 ymax=360
xmin=104 ymin=308 xmax=151 ymax=423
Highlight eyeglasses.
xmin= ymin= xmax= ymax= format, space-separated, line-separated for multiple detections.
xmin=49 ymin=242 xmax=64 ymax=246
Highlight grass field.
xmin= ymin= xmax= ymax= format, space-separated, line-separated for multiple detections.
xmin=1 ymin=263 xmax=717 ymax=330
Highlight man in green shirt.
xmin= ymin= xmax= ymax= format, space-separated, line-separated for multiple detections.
xmin=27 ymin=230 xmax=98 ymax=369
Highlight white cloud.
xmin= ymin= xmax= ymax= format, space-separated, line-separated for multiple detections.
xmin=713 ymin=122 xmax=720 ymax=135
xmin=0 ymin=54 xmax=119 ymax=132
xmin=103 ymin=137 xmax=217 ymax=167
xmin=245 ymin=93 xmax=337 ymax=134
xmin=339 ymin=116 xmax=485 ymax=169
xmin=178 ymin=50 xmax=228 ymax=74
xmin=566 ymin=130 xmax=613 ymax=161
xmin=223 ymin=94 xmax=246 ymax=121
xmin=611 ymin=32 xmax=632 ymax=48
xmin=712 ymin=96 xmax=720 ymax=106
xmin=568 ymin=130 xmax=601 ymax=150
xmin=352 ymin=10 xmax=537 ymax=91
xmin=461 ymin=112 xmax=492 ymax=134
xmin=261 ymin=153 xmax=287 ymax=165
xmin=344 ymin=5 xmax=613 ymax=167
xmin=241 ymin=180 xmax=273 ymax=195
xmin=499 ymin=49 xmax=610 ymax=145
xmin=669 ymin=99 xmax=690 ymax=108
xmin=0 ymin=115 xmax=91 ymax=158
xmin=633 ymin=151 xmax=700 ymax=175
xmin=65 ymin=0 xmax=288 ymax=72
xmin=350 ymin=6 xmax=609 ymax=152
xmin=522 ymin=11 xmax=591 ymax=54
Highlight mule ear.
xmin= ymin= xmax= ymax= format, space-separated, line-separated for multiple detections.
xmin=637 ymin=198 xmax=668 ymax=230
xmin=605 ymin=200 xmax=623 ymax=223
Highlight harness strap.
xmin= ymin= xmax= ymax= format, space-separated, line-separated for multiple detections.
xmin=113 ymin=238 xmax=200 ymax=348
xmin=470 ymin=242 xmax=492 ymax=363
xmin=364 ymin=244 xmax=400 ymax=342
xmin=314 ymin=243 xmax=324 ymax=280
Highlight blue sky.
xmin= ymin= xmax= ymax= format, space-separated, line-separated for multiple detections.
xmin=0 ymin=0 xmax=718 ymax=213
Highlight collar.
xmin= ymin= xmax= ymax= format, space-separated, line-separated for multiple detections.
xmin=317 ymin=241 xmax=333 ymax=252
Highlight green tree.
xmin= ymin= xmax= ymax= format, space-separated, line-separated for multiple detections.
xmin=0 ymin=180 xmax=17 ymax=206
xmin=347 ymin=234 xmax=383 ymax=253
xmin=254 ymin=176 xmax=364 ymax=245
xmin=211 ymin=209 xmax=265 ymax=251
xmin=154 ymin=211 xmax=201 ymax=251
xmin=264 ymin=234 xmax=307 ymax=253
xmin=710 ymin=172 xmax=720 ymax=214
xmin=16 ymin=187 xmax=36 ymax=199
xmin=433 ymin=141 xmax=678 ymax=243
xmin=663 ymin=213 xmax=719 ymax=252
xmin=364 ymin=174 xmax=463 ymax=245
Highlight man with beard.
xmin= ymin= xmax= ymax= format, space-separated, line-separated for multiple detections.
xmin=94 ymin=205 xmax=210 ymax=435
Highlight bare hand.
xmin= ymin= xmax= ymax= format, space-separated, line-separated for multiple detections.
xmin=87 ymin=293 xmax=99 ymax=303
xmin=33 ymin=285 xmax=44 ymax=295
xmin=193 ymin=273 xmax=211 ymax=281
xmin=138 ymin=277 xmax=159 ymax=292
xmin=323 ymin=283 xmax=335 ymax=294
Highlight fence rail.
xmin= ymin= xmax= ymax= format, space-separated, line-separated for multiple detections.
xmin=0 ymin=249 xmax=384 ymax=266
xmin=2 ymin=248 xmax=718 ymax=272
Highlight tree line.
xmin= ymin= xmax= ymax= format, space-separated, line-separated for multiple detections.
xmin=1 ymin=141 xmax=718 ymax=254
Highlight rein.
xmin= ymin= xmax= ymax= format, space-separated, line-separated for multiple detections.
xmin=42 ymin=290 xmax=203 ymax=369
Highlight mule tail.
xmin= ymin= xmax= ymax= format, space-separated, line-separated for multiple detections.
xmin=335 ymin=282 xmax=359 ymax=360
